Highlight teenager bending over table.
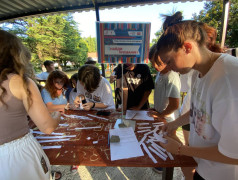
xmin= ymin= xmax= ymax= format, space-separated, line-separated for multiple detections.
xmin=0 ymin=30 xmax=61 ymax=180
xmin=148 ymin=44 xmax=181 ymax=174
xmin=156 ymin=12 xmax=238 ymax=180
xmin=74 ymin=64 xmax=115 ymax=111
xmin=41 ymin=70 xmax=70 ymax=113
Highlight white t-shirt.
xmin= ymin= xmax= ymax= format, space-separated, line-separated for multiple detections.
xmin=180 ymin=69 xmax=194 ymax=93
xmin=36 ymin=72 xmax=49 ymax=80
xmin=179 ymin=70 xmax=198 ymax=116
xmin=189 ymin=54 xmax=238 ymax=180
xmin=154 ymin=70 xmax=181 ymax=121
xmin=76 ymin=77 xmax=115 ymax=110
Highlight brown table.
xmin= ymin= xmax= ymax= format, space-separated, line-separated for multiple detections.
xmin=39 ymin=110 xmax=196 ymax=180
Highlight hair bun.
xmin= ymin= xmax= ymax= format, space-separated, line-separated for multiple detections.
xmin=163 ymin=11 xmax=183 ymax=31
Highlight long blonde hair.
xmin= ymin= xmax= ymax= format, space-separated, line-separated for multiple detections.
xmin=0 ymin=30 xmax=34 ymax=109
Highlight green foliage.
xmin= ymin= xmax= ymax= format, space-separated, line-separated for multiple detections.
xmin=84 ymin=36 xmax=96 ymax=52
xmin=1 ymin=13 xmax=88 ymax=70
xmin=193 ymin=0 xmax=238 ymax=48
xmin=152 ymin=27 xmax=163 ymax=44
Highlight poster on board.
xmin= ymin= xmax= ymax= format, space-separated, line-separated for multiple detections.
xmin=96 ymin=22 xmax=151 ymax=64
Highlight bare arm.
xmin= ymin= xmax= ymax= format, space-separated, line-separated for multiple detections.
xmin=10 ymin=75 xmax=60 ymax=134
xmin=45 ymin=102 xmax=66 ymax=113
xmin=162 ymin=111 xmax=190 ymax=135
xmin=159 ymin=97 xmax=180 ymax=117
xmin=161 ymin=136 xmax=238 ymax=165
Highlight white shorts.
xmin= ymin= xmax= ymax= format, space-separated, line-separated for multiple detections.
xmin=0 ymin=132 xmax=51 ymax=180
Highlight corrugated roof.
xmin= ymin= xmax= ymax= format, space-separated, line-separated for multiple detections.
xmin=0 ymin=0 xmax=206 ymax=22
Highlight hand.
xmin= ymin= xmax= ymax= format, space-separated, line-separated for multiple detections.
xmin=162 ymin=121 xmax=180 ymax=136
xmin=82 ymin=102 xmax=94 ymax=111
xmin=74 ymin=94 xmax=85 ymax=107
xmin=160 ymin=135 xmax=183 ymax=155
xmin=147 ymin=111 xmax=159 ymax=117
xmin=109 ymin=75 xmax=117 ymax=83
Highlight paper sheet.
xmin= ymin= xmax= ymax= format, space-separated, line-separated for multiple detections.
xmin=35 ymin=135 xmax=76 ymax=139
xmin=110 ymin=127 xmax=144 ymax=161
xmin=33 ymin=131 xmax=64 ymax=136
xmin=38 ymin=138 xmax=70 ymax=143
xmin=114 ymin=119 xmax=136 ymax=131
xmin=42 ymin=145 xmax=62 ymax=149
xmin=125 ymin=110 xmax=154 ymax=121
xmin=75 ymin=126 xmax=101 ymax=130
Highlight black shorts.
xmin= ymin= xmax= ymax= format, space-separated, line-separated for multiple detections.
xmin=182 ymin=124 xmax=190 ymax=131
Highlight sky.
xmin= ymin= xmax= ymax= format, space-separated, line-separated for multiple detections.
xmin=73 ymin=1 xmax=206 ymax=42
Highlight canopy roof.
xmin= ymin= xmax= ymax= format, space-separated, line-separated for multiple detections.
xmin=0 ymin=0 xmax=205 ymax=22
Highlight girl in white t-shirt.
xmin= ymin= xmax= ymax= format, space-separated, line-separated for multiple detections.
xmin=157 ymin=12 xmax=238 ymax=180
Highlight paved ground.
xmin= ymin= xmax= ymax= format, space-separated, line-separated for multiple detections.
xmin=52 ymin=165 xmax=183 ymax=180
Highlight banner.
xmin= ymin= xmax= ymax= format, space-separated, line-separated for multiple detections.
xmin=96 ymin=22 xmax=151 ymax=64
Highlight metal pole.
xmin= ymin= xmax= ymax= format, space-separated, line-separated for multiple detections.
xmin=121 ymin=64 xmax=124 ymax=120
xmin=220 ymin=0 xmax=230 ymax=49
xmin=94 ymin=1 xmax=105 ymax=77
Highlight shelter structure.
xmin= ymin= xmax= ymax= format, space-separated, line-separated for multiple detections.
xmin=0 ymin=0 xmax=230 ymax=59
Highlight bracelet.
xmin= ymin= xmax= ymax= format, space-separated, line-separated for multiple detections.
xmin=92 ymin=102 xmax=95 ymax=108
xmin=177 ymin=143 xmax=183 ymax=155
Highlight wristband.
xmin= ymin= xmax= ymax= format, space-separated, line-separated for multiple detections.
xmin=92 ymin=102 xmax=95 ymax=108
xmin=177 ymin=143 xmax=183 ymax=155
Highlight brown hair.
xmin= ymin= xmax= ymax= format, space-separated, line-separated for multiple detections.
xmin=157 ymin=11 xmax=207 ymax=53
xmin=149 ymin=44 xmax=157 ymax=60
xmin=0 ymin=30 xmax=34 ymax=109
xmin=44 ymin=70 xmax=69 ymax=99
xmin=199 ymin=23 xmax=223 ymax=53
xmin=78 ymin=65 xmax=100 ymax=93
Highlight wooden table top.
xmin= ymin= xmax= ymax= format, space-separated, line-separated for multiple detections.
xmin=39 ymin=110 xmax=196 ymax=167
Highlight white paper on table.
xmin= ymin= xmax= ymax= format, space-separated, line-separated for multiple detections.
xmin=62 ymin=114 xmax=92 ymax=120
xmin=75 ymin=126 xmax=101 ymax=130
xmin=125 ymin=110 xmax=154 ymax=121
xmin=137 ymin=129 xmax=151 ymax=133
xmin=137 ymin=123 xmax=150 ymax=126
xmin=109 ymin=127 xmax=144 ymax=161
xmin=38 ymin=138 xmax=70 ymax=143
xmin=42 ymin=145 xmax=62 ymax=149
xmin=33 ymin=131 xmax=64 ymax=136
xmin=59 ymin=124 xmax=69 ymax=127
xmin=35 ymin=135 xmax=76 ymax=139
xmin=141 ymin=143 xmax=157 ymax=163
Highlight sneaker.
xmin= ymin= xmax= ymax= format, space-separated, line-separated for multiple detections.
xmin=153 ymin=167 xmax=163 ymax=174
xmin=51 ymin=171 xmax=62 ymax=180
xmin=70 ymin=165 xmax=79 ymax=173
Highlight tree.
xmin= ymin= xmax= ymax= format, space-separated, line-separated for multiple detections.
xmin=193 ymin=0 xmax=238 ymax=48
xmin=0 ymin=13 xmax=88 ymax=70
xmin=84 ymin=36 xmax=96 ymax=52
